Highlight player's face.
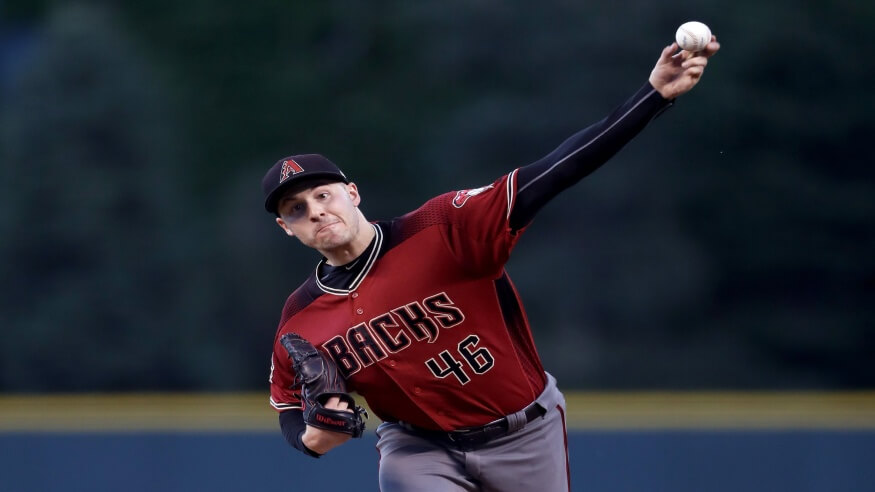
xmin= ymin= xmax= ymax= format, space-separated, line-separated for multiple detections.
xmin=275 ymin=181 xmax=363 ymax=252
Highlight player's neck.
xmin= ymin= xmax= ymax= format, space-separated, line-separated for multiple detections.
xmin=321 ymin=217 xmax=376 ymax=266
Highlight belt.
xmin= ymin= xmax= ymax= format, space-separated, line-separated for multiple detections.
xmin=404 ymin=401 xmax=546 ymax=450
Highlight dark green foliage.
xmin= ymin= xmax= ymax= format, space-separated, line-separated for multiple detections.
xmin=1 ymin=1 xmax=872 ymax=390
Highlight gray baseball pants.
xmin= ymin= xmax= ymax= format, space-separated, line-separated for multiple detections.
xmin=375 ymin=373 xmax=570 ymax=491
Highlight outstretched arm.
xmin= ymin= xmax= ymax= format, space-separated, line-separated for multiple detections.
xmin=509 ymin=37 xmax=721 ymax=231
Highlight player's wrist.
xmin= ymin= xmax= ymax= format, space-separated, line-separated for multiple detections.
xmin=297 ymin=429 xmax=323 ymax=458
xmin=302 ymin=425 xmax=352 ymax=454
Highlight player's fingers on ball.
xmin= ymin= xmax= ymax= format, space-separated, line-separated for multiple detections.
xmin=686 ymin=66 xmax=705 ymax=78
xmin=682 ymin=56 xmax=708 ymax=69
xmin=705 ymin=38 xmax=721 ymax=56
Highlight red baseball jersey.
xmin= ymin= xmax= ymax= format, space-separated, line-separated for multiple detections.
xmin=269 ymin=170 xmax=548 ymax=431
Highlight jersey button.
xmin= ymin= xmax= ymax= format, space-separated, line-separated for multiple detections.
xmin=356 ymin=308 xmax=364 ymax=315
xmin=413 ymin=387 xmax=422 ymax=395
xmin=351 ymin=292 xmax=359 ymax=298
xmin=388 ymin=360 xmax=397 ymax=368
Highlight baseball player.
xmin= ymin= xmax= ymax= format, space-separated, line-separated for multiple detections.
xmin=264 ymin=38 xmax=720 ymax=491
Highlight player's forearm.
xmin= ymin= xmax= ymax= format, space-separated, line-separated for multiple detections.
xmin=279 ymin=408 xmax=354 ymax=457
xmin=279 ymin=410 xmax=322 ymax=458
xmin=509 ymin=81 xmax=672 ymax=229
xmin=301 ymin=425 xmax=353 ymax=454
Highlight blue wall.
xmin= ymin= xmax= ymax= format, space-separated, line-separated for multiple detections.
xmin=2 ymin=431 xmax=873 ymax=492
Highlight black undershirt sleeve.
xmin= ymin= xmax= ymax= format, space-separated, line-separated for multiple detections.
xmin=509 ymin=82 xmax=674 ymax=231
xmin=279 ymin=409 xmax=322 ymax=458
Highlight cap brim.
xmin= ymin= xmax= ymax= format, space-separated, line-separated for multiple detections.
xmin=264 ymin=173 xmax=348 ymax=214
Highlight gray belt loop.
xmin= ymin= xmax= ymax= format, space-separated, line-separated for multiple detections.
xmin=535 ymin=372 xmax=560 ymax=411
xmin=505 ymin=408 xmax=528 ymax=433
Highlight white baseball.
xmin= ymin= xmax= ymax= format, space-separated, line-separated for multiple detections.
xmin=675 ymin=21 xmax=712 ymax=52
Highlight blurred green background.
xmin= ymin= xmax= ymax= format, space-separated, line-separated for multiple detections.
xmin=1 ymin=0 xmax=872 ymax=393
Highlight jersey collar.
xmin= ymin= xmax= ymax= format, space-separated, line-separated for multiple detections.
xmin=314 ymin=223 xmax=382 ymax=295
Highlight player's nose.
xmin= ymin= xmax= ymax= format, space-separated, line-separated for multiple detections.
xmin=307 ymin=201 xmax=327 ymax=220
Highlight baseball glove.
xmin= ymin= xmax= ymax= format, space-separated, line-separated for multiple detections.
xmin=280 ymin=333 xmax=367 ymax=437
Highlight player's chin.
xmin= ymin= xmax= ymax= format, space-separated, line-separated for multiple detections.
xmin=314 ymin=232 xmax=351 ymax=250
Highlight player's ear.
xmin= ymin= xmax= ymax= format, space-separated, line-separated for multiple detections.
xmin=346 ymin=182 xmax=361 ymax=206
xmin=275 ymin=217 xmax=295 ymax=237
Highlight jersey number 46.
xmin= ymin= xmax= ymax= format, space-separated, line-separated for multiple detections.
xmin=425 ymin=334 xmax=495 ymax=385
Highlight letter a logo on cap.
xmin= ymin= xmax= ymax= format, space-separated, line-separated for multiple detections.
xmin=280 ymin=159 xmax=305 ymax=183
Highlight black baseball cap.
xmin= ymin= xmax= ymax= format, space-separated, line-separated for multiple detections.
xmin=262 ymin=154 xmax=349 ymax=214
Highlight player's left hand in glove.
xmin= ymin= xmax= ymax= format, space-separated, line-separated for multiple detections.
xmin=280 ymin=332 xmax=367 ymax=438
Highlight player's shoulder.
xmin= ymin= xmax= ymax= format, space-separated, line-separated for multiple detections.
xmin=378 ymin=191 xmax=456 ymax=246
xmin=278 ymin=271 xmax=322 ymax=326
xmin=377 ymin=174 xmax=513 ymax=250
xmin=395 ymin=173 xmax=513 ymax=221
